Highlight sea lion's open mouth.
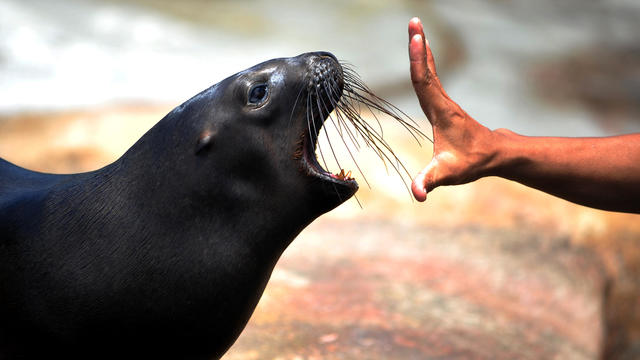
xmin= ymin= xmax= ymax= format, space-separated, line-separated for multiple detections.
xmin=301 ymin=125 xmax=358 ymax=189
xmin=298 ymin=53 xmax=358 ymax=192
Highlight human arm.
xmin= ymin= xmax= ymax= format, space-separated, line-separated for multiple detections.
xmin=408 ymin=17 xmax=640 ymax=213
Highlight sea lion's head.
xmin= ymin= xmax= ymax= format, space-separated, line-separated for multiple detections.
xmin=154 ymin=52 xmax=358 ymax=218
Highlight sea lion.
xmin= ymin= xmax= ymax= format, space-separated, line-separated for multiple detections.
xmin=0 ymin=51 xmax=423 ymax=359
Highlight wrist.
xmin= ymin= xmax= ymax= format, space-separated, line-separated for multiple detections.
xmin=483 ymin=128 xmax=526 ymax=178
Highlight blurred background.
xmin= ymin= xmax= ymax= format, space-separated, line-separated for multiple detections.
xmin=1 ymin=0 xmax=640 ymax=359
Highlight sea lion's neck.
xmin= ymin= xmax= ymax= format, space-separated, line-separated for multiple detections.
xmin=88 ymin=150 xmax=311 ymax=265
xmin=91 ymin=112 xmax=315 ymax=251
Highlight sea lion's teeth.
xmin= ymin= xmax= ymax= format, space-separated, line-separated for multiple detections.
xmin=332 ymin=169 xmax=354 ymax=181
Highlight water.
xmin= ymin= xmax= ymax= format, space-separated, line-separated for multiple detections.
xmin=1 ymin=0 xmax=639 ymax=136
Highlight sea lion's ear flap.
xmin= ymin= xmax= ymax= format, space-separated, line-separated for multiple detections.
xmin=195 ymin=131 xmax=215 ymax=155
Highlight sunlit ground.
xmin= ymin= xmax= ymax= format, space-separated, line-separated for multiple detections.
xmin=2 ymin=106 xmax=639 ymax=359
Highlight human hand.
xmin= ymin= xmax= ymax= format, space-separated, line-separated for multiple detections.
xmin=408 ymin=17 xmax=496 ymax=202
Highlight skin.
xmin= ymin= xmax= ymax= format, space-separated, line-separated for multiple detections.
xmin=408 ymin=17 xmax=640 ymax=214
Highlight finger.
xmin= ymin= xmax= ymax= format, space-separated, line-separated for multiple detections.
xmin=424 ymin=37 xmax=437 ymax=78
xmin=408 ymin=17 xmax=437 ymax=77
xmin=409 ymin=33 xmax=430 ymax=89
xmin=409 ymin=33 xmax=443 ymax=125
xmin=411 ymin=159 xmax=438 ymax=202
xmin=408 ymin=17 xmax=429 ymax=89
xmin=408 ymin=17 xmax=424 ymax=44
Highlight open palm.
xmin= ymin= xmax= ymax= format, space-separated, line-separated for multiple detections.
xmin=408 ymin=17 xmax=495 ymax=202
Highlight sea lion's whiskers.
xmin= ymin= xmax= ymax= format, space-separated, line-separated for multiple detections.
xmin=342 ymin=85 xmax=386 ymax=137
xmin=322 ymin=80 xmax=345 ymax=137
xmin=324 ymin=79 xmax=358 ymax=145
xmin=344 ymin=119 xmax=414 ymax=195
xmin=341 ymin=87 xmax=426 ymax=145
xmin=288 ymin=83 xmax=307 ymax=128
xmin=321 ymin=87 xmax=351 ymax=155
xmin=306 ymin=94 xmax=331 ymax=173
xmin=329 ymin=87 xmax=364 ymax=150
xmin=312 ymin=62 xmax=433 ymax=197
xmin=344 ymin=120 xmax=393 ymax=175
xmin=346 ymin=93 xmax=425 ymax=145
xmin=335 ymin=110 xmax=361 ymax=148
xmin=341 ymin=63 xmax=424 ymax=129
xmin=331 ymin=94 xmax=361 ymax=155
xmin=345 ymin=115 xmax=408 ymax=169
xmin=334 ymin=88 xmax=399 ymax=187
xmin=329 ymin=83 xmax=370 ymax=150
xmin=344 ymin=76 xmax=428 ymax=145
xmin=339 ymin=89 xmax=383 ymax=142
xmin=323 ymin=78 xmax=365 ymax=207
xmin=309 ymin=86 xmax=344 ymax=207
xmin=322 ymin=80 xmax=372 ymax=188
xmin=341 ymin=70 xmax=427 ymax=142
xmin=333 ymin=102 xmax=388 ymax=159
xmin=315 ymin=90 xmax=344 ymax=174
xmin=335 ymin=85 xmax=384 ymax=136
xmin=312 ymin=87 xmax=345 ymax=202
xmin=337 ymin=115 xmax=384 ymax=160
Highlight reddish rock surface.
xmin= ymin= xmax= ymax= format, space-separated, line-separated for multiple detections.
xmin=224 ymin=219 xmax=606 ymax=359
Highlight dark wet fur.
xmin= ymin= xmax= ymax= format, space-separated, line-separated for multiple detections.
xmin=300 ymin=61 xmax=431 ymax=198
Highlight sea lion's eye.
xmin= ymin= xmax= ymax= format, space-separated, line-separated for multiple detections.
xmin=248 ymin=84 xmax=268 ymax=105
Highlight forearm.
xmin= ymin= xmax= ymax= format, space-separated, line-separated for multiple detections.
xmin=486 ymin=130 xmax=640 ymax=213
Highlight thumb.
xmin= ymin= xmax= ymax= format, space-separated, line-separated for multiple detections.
xmin=411 ymin=158 xmax=439 ymax=202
